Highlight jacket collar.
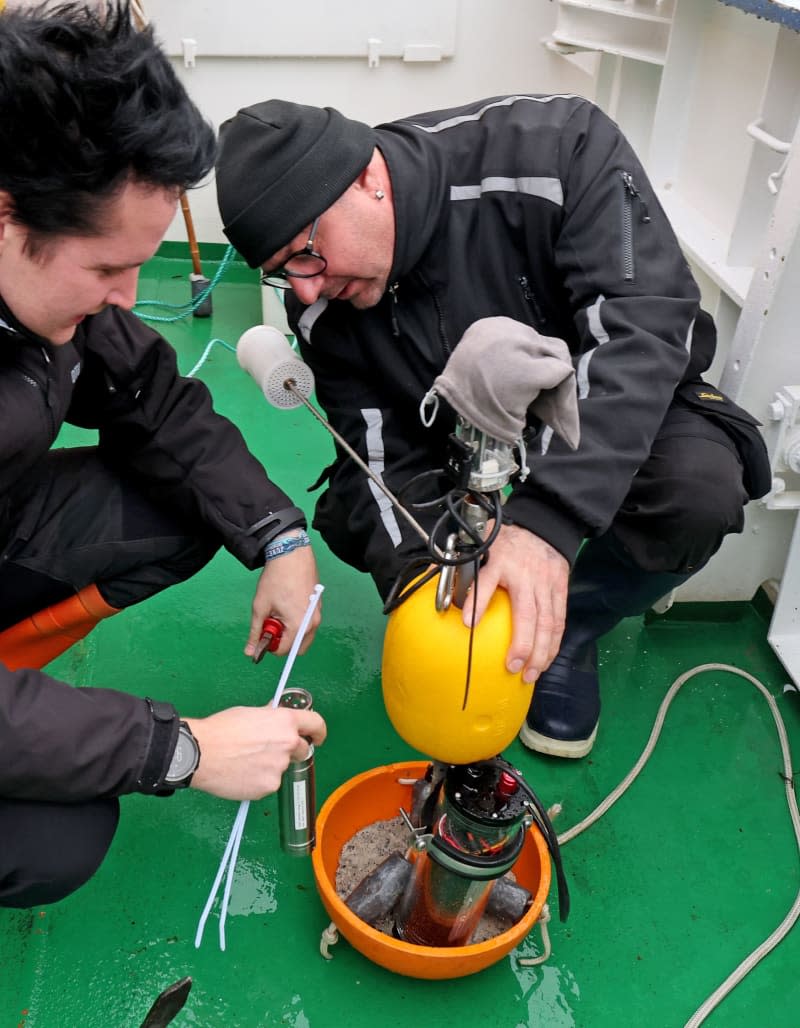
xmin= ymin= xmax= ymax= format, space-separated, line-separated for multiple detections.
xmin=375 ymin=123 xmax=448 ymax=284
xmin=0 ymin=293 xmax=22 ymax=336
xmin=0 ymin=292 xmax=52 ymax=348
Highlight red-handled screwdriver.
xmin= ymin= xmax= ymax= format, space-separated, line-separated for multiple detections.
xmin=252 ymin=616 xmax=285 ymax=664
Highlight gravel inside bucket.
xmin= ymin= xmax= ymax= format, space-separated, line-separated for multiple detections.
xmin=335 ymin=815 xmax=517 ymax=943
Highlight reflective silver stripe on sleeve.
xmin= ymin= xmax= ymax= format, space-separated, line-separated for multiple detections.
xmin=540 ymin=295 xmax=608 ymax=456
xmin=577 ymin=295 xmax=609 ymax=399
xmin=362 ymin=408 xmax=403 ymax=548
xmin=297 ymin=298 xmax=328 ymax=345
xmin=451 ymin=177 xmax=563 ymax=206
xmin=412 ymin=94 xmax=580 ymax=133
xmin=685 ymin=316 xmax=695 ymax=353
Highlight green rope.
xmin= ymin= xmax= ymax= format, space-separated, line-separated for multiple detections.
xmin=133 ymin=244 xmax=238 ymax=323
xmin=185 ymin=337 xmax=237 ymax=378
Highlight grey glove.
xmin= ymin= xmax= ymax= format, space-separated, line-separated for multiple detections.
xmin=431 ymin=316 xmax=580 ymax=449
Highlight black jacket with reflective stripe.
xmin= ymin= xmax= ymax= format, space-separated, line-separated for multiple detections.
xmin=288 ymin=94 xmax=716 ymax=596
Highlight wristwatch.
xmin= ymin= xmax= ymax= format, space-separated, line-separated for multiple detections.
xmin=164 ymin=722 xmax=201 ymax=788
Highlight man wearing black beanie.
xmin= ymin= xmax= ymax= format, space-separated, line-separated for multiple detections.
xmin=216 ymin=95 xmax=767 ymax=760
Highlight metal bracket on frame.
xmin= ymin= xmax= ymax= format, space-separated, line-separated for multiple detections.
xmin=764 ymin=385 xmax=800 ymax=511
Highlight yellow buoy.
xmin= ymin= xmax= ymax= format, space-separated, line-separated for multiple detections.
xmin=381 ymin=577 xmax=534 ymax=764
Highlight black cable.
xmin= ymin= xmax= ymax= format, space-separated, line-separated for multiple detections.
xmin=461 ymin=553 xmax=481 ymax=711
xmin=427 ymin=489 xmax=502 ymax=567
xmin=382 ymin=560 xmax=440 ymax=614
xmin=383 ymin=486 xmax=504 ymax=614
xmin=395 ymin=467 xmax=451 ymax=511
xmin=486 ymin=757 xmax=571 ymax=922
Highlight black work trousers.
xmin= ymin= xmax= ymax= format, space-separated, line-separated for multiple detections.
xmin=0 ymin=798 xmax=120 ymax=907
xmin=0 ymin=447 xmax=220 ymax=909
xmin=604 ymin=403 xmax=750 ymax=575
xmin=0 ymin=446 xmax=220 ymax=629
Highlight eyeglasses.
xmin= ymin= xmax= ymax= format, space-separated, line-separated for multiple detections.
xmin=260 ymin=217 xmax=327 ymax=289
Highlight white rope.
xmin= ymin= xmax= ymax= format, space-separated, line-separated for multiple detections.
xmin=554 ymin=662 xmax=800 ymax=1027
xmin=419 ymin=388 xmax=439 ymax=428
xmin=194 ymin=585 xmax=325 ymax=950
xmin=517 ymin=902 xmax=552 ymax=967
xmin=320 ymin=921 xmax=340 ymax=960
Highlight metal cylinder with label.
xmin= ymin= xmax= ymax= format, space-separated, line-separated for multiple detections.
xmin=277 ymin=687 xmax=316 ymax=856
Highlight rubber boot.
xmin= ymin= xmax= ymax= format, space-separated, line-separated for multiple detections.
xmin=0 ymin=585 xmax=119 ymax=671
xmin=519 ymin=535 xmax=694 ymax=759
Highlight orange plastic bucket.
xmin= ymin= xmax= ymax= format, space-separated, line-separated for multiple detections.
xmin=311 ymin=761 xmax=551 ymax=979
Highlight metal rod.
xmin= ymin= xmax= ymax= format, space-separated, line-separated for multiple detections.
xmin=284 ymin=380 xmax=442 ymax=556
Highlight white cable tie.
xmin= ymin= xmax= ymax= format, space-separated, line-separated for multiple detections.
xmin=218 ymin=800 xmax=250 ymax=951
xmin=270 ymin=584 xmax=324 ymax=709
xmin=194 ymin=800 xmax=246 ymax=949
xmin=195 ymin=584 xmax=325 ymax=950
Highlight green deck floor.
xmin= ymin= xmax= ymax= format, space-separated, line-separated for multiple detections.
xmin=2 ymin=252 xmax=799 ymax=1027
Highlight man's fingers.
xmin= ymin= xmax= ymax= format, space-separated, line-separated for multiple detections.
xmin=244 ymin=612 xmax=264 ymax=655
xmin=505 ymin=580 xmax=566 ymax=682
xmin=521 ymin=588 xmax=566 ymax=683
xmin=290 ymin=737 xmax=314 ymax=762
xmin=506 ymin=591 xmax=538 ymax=679
xmin=461 ymin=567 xmax=499 ymax=628
xmin=296 ymin=709 xmax=326 ymax=746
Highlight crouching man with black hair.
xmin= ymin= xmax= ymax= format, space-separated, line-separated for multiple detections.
xmin=0 ymin=2 xmax=325 ymax=909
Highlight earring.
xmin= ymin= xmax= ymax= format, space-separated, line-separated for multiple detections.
xmin=375 ymin=189 xmax=385 ymax=200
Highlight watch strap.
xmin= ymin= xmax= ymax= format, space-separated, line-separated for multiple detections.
xmin=247 ymin=506 xmax=307 ymax=548
xmin=138 ymin=697 xmax=180 ymax=794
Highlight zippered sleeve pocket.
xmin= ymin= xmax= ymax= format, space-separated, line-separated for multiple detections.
xmin=620 ymin=170 xmax=651 ymax=282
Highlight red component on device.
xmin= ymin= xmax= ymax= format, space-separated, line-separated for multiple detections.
xmin=253 ymin=616 xmax=285 ymax=663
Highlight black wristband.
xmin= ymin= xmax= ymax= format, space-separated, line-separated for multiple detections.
xmin=138 ymin=697 xmax=180 ymax=795
xmin=247 ymin=505 xmax=307 ymax=548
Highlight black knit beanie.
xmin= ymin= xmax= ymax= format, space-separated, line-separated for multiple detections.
xmin=216 ymin=100 xmax=376 ymax=268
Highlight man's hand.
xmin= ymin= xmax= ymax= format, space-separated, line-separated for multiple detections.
xmin=460 ymin=522 xmax=569 ymax=684
xmin=246 ymin=544 xmax=321 ymax=659
xmin=185 ymin=705 xmax=326 ymax=801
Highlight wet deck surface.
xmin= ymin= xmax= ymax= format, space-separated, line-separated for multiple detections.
xmin=2 ymin=251 xmax=798 ymax=1027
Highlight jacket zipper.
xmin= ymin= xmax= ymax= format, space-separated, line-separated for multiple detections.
xmin=417 ymin=271 xmax=451 ymax=358
xmin=517 ymin=274 xmax=545 ymax=325
xmin=13 ymin=348 xmax=57 ymax=437
xmin=620 ymin=171 xmax=651 ymax=282
xmin=430 ymin=288 xmax=451 ymax=358
xmin=388 ymin=283 xmax=400 ymax=337
xmin=39 ymin=347 xmax=58 ymax=437
xmin=399 ymin=273 xmax=452 ymax=359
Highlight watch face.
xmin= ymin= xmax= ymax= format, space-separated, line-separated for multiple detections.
xmin=166 ymin=725 xmax=199 ymax=783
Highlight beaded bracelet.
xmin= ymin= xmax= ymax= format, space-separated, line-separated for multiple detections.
xmin=264 ymin=529 xmax=311 ymax=563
